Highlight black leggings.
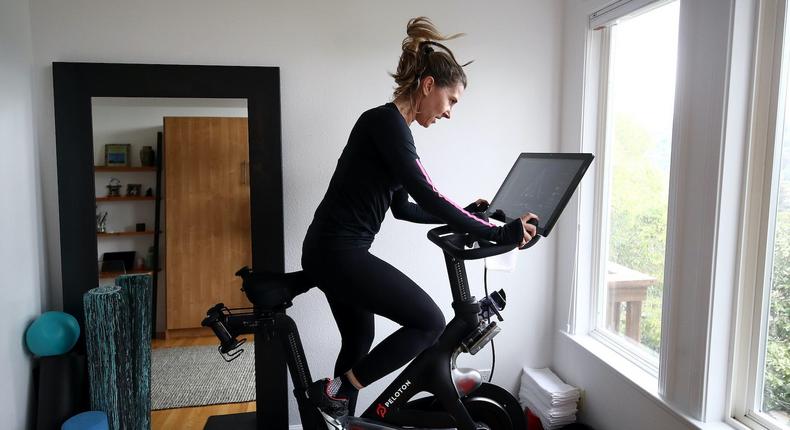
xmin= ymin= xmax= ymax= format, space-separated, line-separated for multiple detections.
xmin=301 ymin=247 xmax=446 ymax=388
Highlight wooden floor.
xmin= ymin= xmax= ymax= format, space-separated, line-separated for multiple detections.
xmin=151 ymin=336 xmax=255 ymax=430
xmin=152 ymin=402 xmax=256 ymax=429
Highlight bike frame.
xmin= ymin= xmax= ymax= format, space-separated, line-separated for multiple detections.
xmin=204 ymin=228 xmax=515 ymax=430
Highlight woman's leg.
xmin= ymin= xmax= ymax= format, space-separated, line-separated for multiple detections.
xmin=325 ymin=296 xmax=373 ymax=415
xmin=316 ymin=249 xmax=447 ymax=387
xmin=327 ymin=298 xmax=375 ymax=377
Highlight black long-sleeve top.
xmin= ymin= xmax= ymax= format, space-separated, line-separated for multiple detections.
xmin=303 ymin=102 xmax=523 ymax=251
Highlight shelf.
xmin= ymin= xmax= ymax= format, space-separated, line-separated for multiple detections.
xmin=97 ymin=231 xmax=158 ymax=237
xmin=99 ymin=268 xmax=161 ymax=278
xmin=95 ymin=166 xmax=157 ymax=172
xmin=96 ymin=196 xmax=156 ymax=202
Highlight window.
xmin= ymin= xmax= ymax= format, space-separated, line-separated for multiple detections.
xmin=734 ymin=1 xmax=790 ymax=428
xmin=588 ymin=0 xmax=680 ymax=370
xmin=762 ymin=109 xmax=790 ymax=427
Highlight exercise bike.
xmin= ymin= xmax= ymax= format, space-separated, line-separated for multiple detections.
xmin=202 ymin=220 xmax=539 ymax=430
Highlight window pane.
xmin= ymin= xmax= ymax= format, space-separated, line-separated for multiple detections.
xmin=599 ymin=1 xmax=679 ymax=359
xmin=763 ymin=8 xmax=790 ymax=423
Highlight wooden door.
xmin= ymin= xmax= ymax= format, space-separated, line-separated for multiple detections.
xmin=164 ymin=117 xmax=251 ymax=335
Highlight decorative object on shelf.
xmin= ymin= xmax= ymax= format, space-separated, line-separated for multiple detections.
xmin=139 ymin=146 xmax=155 ymax=167
xmin=145 ymin=187 xmax=153 ymax=197
xmin=25 ymin=311 xmax=81 ymax=357
xmin=145 ymin=246 xmax=155 ymax=270
xmin=126 ymin=184 xmax=142 ymax=197
xmin=106 ymin=178 xmax=122 ymax=197
xmin=96 ymin=211 xmax=108 ymax=233
xmin=136 ymin=223 xmax=146 ymax=232
xmin=104 ymin=144 xmax=131 ymax=167
xmin=100 ymin=251 xmax=135 ymax=274
xmin=98 ymin=260 xmax=125 ymax=280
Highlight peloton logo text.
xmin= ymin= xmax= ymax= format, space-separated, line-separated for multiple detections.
xmin=376 ymin=380 xmax=412 ymax=418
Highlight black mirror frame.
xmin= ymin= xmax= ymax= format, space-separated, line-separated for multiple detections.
xmin=52 ymin=62 xmax=284 ymax=331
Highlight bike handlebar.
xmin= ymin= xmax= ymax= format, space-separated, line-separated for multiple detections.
xmin=427 ymin=225 xmax=520 ymax=260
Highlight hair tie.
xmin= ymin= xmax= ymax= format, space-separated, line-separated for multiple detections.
xmin=414 ymin=42 xmax=434 ymax=86
xmin=420 ymin=41 xmax=434 ymax=56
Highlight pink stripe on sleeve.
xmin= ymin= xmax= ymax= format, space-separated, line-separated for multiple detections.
xmin=415 ymin=159 xmax=494 ymax=228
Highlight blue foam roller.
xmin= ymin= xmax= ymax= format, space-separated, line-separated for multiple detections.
xmin=61 ymin=411 xmax=109 ymax=430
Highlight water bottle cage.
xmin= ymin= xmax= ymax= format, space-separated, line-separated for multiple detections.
xmin=202 ymin=303 xmax=262 ymax=362
xmin=218 ymin=338 xmax=246 ymax=362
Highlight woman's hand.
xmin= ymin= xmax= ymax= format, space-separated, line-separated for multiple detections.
xmin=464 ymin=199 xmax=489 ymax=213
xmin=518 ymin=213 xmax=539 ymax=249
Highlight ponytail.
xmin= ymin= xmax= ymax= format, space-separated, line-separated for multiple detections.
xmin=391 ymin=17 xmax=471 ymax=99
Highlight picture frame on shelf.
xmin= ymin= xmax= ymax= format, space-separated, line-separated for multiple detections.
xmin=105 ymin=143 xmax=131 ymax=167
xmin=126 ymin=183 xmax=142 ymax=196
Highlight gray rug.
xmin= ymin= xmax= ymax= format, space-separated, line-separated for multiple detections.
xmin=151 ymin=343 xmax=255 ymax=410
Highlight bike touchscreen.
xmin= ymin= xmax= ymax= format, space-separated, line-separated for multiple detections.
xmin=485 ymin=153 xmax=594 ymax=236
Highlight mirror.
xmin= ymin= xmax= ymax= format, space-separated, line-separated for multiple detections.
xmin=53 ymin=62 xmax=283 ymax=330
xmin=91 ymin=97 xmax=250 ymax=336
xmin=53 ymin=62 xmax=287 ymax=423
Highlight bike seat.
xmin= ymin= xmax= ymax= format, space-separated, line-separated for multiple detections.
xmin=235 ymin=266 xmax=315 ymax=310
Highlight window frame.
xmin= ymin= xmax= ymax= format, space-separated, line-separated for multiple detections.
xmin=731 ymin=0 xmax=790 ymax=428
xmin=566 ymin=0 xmax=760 ymax=425
xmin=585 ymin=0 xmax=679 ymax=376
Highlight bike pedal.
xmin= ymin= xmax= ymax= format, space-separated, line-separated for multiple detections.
xmin=318 ymin=410 xmax=346 ymax=430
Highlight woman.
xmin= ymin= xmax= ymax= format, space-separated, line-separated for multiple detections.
xmin=302 ymin=16 xmax=537 ymax=425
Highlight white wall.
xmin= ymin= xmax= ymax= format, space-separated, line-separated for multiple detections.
xmin=28 ymin=0 xmax=564 ymax=425
xmin=0 ymin=0 xmax=44 ymax=428
xmin=92 ymin=97 xmax=248 ymax=333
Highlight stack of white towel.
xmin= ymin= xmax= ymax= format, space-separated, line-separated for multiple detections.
xmin=518 ymin=367 xmax=581 ymax=430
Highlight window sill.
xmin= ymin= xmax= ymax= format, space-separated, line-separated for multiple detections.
xmin=560 ymin=331 xmax=741 ymax=430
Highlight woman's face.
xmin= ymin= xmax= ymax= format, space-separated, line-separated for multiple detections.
xmin=416 ymin=78 xmax=464 ymax=128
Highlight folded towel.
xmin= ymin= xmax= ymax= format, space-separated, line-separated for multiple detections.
xmin=518 ymin=367 xmax=581 ymax=429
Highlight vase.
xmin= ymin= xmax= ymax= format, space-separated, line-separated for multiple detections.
xmin=140 ymin=146 xmax=155 ymax=167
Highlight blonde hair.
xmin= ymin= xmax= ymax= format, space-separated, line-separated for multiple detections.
xmin=391 ymin=17 xmax=472 ymax=99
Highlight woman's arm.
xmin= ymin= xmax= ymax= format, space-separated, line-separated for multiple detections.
xmin=369 ymin=108 xmax=523 ymax=244
xmin=390 ymin=188 xmax=445 ymax=224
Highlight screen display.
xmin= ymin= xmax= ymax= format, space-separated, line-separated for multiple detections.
xmin=488 ymin=156 xmax=589 ymax=232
